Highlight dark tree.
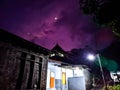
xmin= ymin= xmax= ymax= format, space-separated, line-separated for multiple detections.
xmin=79 ymin=0 xmax=120 ymax=37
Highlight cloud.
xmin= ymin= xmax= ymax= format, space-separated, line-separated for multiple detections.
xmin=0 ymin=0 xmax=115 ymax=51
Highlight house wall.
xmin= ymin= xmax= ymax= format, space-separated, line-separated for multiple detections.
xmin=0 ymin=43 xmax=48 ymax=90
xmin=47 ymin=63 xmax=62 ymax=90
xmin=46 ymin=63 xmax=91 ymax=90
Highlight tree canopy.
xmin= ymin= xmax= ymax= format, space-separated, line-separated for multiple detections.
xmin=94 ymin=56 xmax=119 ymax=72
xmin=79 ymin=0 xmax=120 ymax=37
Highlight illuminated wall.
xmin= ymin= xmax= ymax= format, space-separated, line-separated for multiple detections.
xmin=46 ymin=63 xmax=91 ymax=90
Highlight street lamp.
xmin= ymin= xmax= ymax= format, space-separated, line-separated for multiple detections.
xmin=87 ymin=53 xmax=108 ymax=90
xmin=86 ymin=53 xmax=95 ymax=61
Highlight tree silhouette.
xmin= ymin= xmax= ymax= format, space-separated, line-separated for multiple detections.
xmin=79 ymin=0 xmax=120 ymax=37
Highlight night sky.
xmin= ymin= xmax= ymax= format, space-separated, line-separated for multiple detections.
xmin=0 ymin=0 xmax=115 ymax=51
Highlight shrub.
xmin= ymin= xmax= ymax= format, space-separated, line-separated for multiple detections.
xmin=102 ymin=85 xmax=120 ymax=90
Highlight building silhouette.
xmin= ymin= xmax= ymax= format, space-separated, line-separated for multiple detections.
xmin=0 ymin=29 xmax=50 ymax=90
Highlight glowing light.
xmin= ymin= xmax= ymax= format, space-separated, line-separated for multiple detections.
xmin=50 ymin=53 xmax=55 ymax=57
xmin=60 ymin=54 xmax=64 ymax=57
xmin=87 ymin=54 xmax=95 ymax=61
xmin=54 ymin=17 xmax=58 ymax=20
xmin=75 ymin=67 xmax=79 ymax=70
xmin=58 ymin=53 xmax=64 ymax=57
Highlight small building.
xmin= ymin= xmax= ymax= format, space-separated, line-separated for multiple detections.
xmin=46 ymin=43 xmax=92 ymax=90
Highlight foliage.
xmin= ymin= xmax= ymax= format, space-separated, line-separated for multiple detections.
xmin=102 ymin=85 xmax=120 ymax=90
xmin=94 ymin=56 xmax=119 ymax=72
xmin=79 ymin=0 xmax=120 ymax=37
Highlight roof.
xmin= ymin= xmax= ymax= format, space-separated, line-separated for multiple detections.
xmin=51 ymin=44 xmax=65 ymax=53
xmin=0 ymin=29 xmax=73 ymax=64
xmin=0 ymin=29 xmax=50 ymax=55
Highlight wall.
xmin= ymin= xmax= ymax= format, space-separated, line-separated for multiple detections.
xmin=0 ymin=43 xmax=48 ymax=90
xmin=46 ymin=63 xmax=92 ymax=90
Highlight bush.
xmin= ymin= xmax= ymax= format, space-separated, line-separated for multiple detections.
xmin=102 ymin=85 xmax=120 ymax=90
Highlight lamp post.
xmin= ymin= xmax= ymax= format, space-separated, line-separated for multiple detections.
xmin=87 ymin=53 xmax=108 ymax=90
xmin=96 ymin=54 xmax=107 ymax=89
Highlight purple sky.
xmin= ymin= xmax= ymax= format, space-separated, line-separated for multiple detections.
xmin=0 ymin=0 xmax=115 ymax=51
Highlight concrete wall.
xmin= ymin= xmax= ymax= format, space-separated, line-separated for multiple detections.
xmin=46 ymin=63 xmax=92 ymax=90
xmin=68 ymin=77 xmax=86 ymax=90
xmin=47 ymin=63 xmax=62 ymax=90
